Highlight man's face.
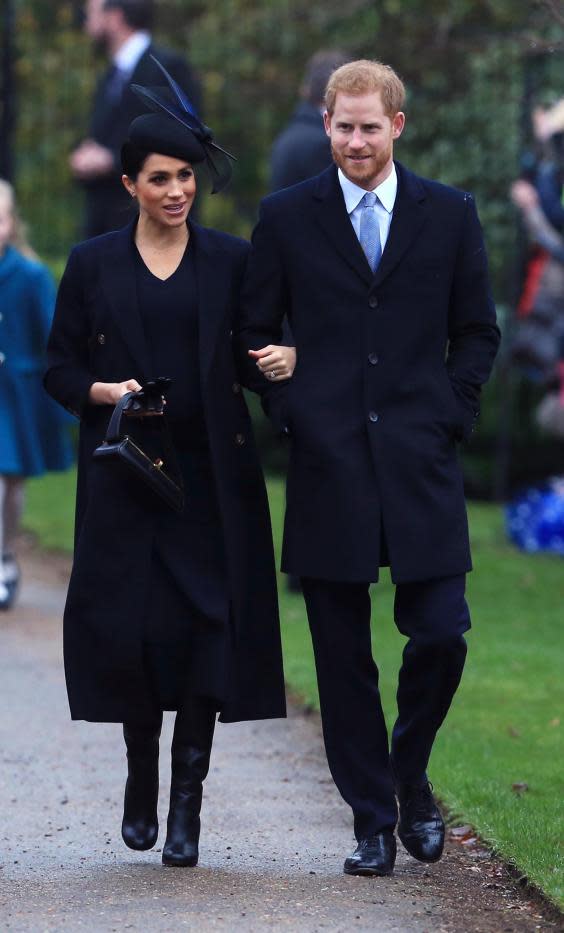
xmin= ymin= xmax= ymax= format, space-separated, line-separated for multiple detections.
xmin=324 ymin=91 xmax=405 ymax=190
xmin=84 ymin=0 xmax=109 ymax=44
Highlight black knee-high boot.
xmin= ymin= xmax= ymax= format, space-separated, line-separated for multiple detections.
xmin=121 ymin=715 xmax=163 ymax=851
xmin=162 ymin=698 xmax=216 ymax=867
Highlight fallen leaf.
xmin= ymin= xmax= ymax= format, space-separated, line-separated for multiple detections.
xmin=507 ymin=726 xmax=521 ymax=738
xmin=549 ymin=718 xmax=560 ymax=727
xmin=511 ymin=782 xmax=529 ymax=794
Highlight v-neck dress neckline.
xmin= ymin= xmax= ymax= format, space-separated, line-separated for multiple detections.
xmin=133 ymin=238 xmax=190 ymax=283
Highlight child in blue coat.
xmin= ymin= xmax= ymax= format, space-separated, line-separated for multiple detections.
xmin=0 ymin=179 xmax=73 ymax=608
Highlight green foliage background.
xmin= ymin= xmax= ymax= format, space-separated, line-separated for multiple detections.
xmin=9 ymin=1 xmax=564 ymax=489
xmin=12 ymin=0 xmax=564 ymax=296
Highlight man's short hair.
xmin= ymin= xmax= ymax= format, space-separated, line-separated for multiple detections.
xmin=103 ymin=0 xmax=154 ymax=30
xmin=325 ymin=60 xmax=406 ymax=117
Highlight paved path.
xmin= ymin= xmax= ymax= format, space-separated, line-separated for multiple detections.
xmin=0 ymin=551 xmax=558 ymax=932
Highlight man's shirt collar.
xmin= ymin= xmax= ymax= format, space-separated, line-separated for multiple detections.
xmin=114 ymin=31 xmax=151 ymax=73
xmin=338 ymin=163 xmax=398 ymax=215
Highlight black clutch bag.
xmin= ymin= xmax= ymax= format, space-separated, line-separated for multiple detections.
xmin=93 ymin=381 xmax=184 ymax=513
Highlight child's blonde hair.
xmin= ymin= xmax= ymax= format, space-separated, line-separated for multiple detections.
xmin=0 ymin=179 xmax=37 ymax=259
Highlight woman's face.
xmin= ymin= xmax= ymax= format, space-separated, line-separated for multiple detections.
xmin=0 ymin=201 xmax=14 ymax=254
xmin=124 ymin=154 xmax=196 ymax=229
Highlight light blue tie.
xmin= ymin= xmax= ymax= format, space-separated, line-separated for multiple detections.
xmin=359 ymin=191 xmax=382 ymax=273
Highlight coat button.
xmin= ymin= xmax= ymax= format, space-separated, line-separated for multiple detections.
xmin=368 ymin=353 xmax=379 ymax=365
xmin=232 ymin=382 xmax=241 ymax=394
xmin=97 ymin=333 xmax=106 ymax=345
xmin=368 ymin=411 xmax=379 ymax=423
xmin=0 ymin=351 xmax=5 ymax=365
xmin=368 ymin=295 xmax=379 ymax=309
xmin=235 ymin=432 xmax=246 ymax=446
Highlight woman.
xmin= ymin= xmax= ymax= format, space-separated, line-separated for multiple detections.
xmin=45 ymin=71 xmax=295 ymax=867
xmin=0 ymin=179 xmax=72 ymax=609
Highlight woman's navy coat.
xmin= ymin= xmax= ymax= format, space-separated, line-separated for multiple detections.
xmin=45 ymin=221 xmax=286 ymax=724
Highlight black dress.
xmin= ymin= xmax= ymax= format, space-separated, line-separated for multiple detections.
xmin=133 ymin=240 xmax=230 ymax=711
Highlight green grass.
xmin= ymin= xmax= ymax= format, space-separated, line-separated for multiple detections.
xmin=23 ymin=469 xmax=564 ymax=906
xmin=24 ymin=468 xmax=77 ymax=552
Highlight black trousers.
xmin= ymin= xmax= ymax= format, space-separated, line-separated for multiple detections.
xmin=300 ymin=574 xmax=470 ymax=840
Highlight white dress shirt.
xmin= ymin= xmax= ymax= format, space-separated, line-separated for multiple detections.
xmin=114 ymin=31 xmax=151 ymax=77
xmin=338 ymin=163 xmax=398 ymax=252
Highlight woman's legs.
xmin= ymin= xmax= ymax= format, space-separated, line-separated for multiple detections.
xmin=121 ymin=713 xmax=163 ymax=850
xmin=0 ymin=476 xmax=24 ymax=608
xmin=162 ymin=696 xmax=216 ymax=867
xmin=3 ymin=476 xmax=25 ymax=552
xmin=0 ymin=477 xmax=7 ymax=602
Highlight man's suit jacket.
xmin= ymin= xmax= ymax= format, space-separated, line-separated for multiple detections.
xmin=270 ymin=102 xmax=332 ymax=192
xmin=83 ymin=44 xmax=201 ymax=238
xmin=235 ymin=162 xmax=501 ymax=584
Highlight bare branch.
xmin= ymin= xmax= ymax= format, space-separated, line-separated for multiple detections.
xmin=538 ymin=0 xmax=564 ymax=27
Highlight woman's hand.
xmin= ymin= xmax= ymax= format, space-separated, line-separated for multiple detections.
xmin=248 ymin=345 xmax=296 ymax=382
xmin=88 ymin=379 xmax=142 ymax=406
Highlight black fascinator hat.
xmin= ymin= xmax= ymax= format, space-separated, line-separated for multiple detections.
xmin=128 ymin=56 xmax=235 ymax=193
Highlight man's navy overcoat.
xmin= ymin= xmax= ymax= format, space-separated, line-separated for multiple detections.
xmin=235 ymin=162 xmax=501 ymax=584
xmin=45 ymin=221 xmax=286 ymax=724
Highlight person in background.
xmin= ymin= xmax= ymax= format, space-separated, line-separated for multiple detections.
xmin=0 ymin=180 xmax=73 ymax=610
xmin=532 ymin=98 xmax=564 ymax=233
xmin=270 ymin=50 xmax=348 ymax=193
xmin=512 ymin=178 xmax=564 ymax=264
xmin=510 ymin=178 xmax=564 ymax=386
xmin=70 ymin=0 xmax=201 ymax=237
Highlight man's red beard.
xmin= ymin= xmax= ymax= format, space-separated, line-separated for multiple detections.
xmin=331 ymin=141 xmax=393 ymax=188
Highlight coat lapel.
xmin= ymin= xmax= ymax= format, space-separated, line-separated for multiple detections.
xmin=312 ymin=166 xmax=374 ymax=287
xmin=312 ymin=162 xmax=429 ymax=290
xmin=191 ymin=224 xmax=233 ymax=384
xmin=373 ymin=162 xmax=428 ymax=287
xmin=99 ymin=221 xmax=152 ymax=379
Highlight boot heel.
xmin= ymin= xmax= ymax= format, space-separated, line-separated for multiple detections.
xmin=162 ymin=811 xmax=200 ymax=866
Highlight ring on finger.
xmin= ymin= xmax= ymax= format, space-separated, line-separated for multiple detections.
xmin=269 ymin=370 xmax=277 ymax=379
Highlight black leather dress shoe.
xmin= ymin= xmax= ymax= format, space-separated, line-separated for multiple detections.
xmin=397 ymin=781 xmax=445 ymax=863
xmin=343 ymin=831 xmax=396 ymax=876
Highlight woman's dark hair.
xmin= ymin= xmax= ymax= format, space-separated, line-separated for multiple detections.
xmin=120 ymin=140 xmax=152 ymax=179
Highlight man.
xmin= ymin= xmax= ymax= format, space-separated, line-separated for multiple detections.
xmin=270 ymin=49 xmax=347 ymax=192
xmin=70 ymin=0 xmax=201 ymax=237
xmin=235 ymin=60 xmax=500 ymax=877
